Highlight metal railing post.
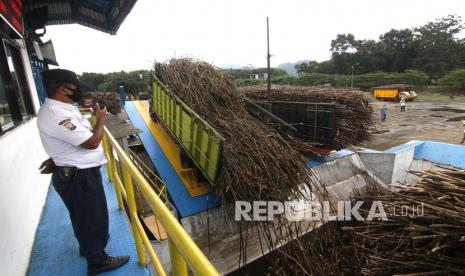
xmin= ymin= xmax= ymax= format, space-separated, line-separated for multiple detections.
xmin=122 ymin=166 xmax=146 ymax=265
xmin=103 ymin=127 xmax=219 ymax=276
xmin=107 ymin=139 xmax=124 ymax=210
xmin=102 ymin=135 xmax=113 ymax=183
xmin=169 ymin=237 xmax=188 ymax=276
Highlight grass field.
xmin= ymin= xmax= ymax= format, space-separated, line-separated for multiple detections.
xmin=415 ymin=93 xmax=465 ymax=102
xmin=414 ymin=85 xmax=465 ymax=102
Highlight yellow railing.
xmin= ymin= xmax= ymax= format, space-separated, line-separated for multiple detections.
xmin=101 ymin=126 xmax=219 ymax=276
xmin=128 ymin=149 xmax=170 ymax=217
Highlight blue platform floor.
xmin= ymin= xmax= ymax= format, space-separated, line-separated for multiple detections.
xmin=27 ymin=168 xmax=150 ymax=276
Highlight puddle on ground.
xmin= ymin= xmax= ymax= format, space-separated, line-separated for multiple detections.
xmin=430 ymin=108 xmax=465 ymax=113
xmin=446 ymin=116 xmax=465 ymax=122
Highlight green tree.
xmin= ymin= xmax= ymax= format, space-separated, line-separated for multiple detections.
xmin=79 ymin=72 xmax=105 ymax=90
xmin=413 ymin=15 xmax=465 ymax=77
xmin=317 ymin=60 xmax=337 ymax=74
xmin=379 ymin=29 xmax=417 ymax=72
xmin=354 ymin=40 xmax=387 ymax=74
xmin=97 ymin=70 xmax=150 ymax=95
xmin=295 ymin=60 xmax=337 ymax=74
xmin=222 ymin=67 xmax=287 ymax=80
xmin=310 ymin=15 xmax=465 ymax=77
xmin=330 ymin=33 xmax=361 ymax=74
xmin=295 ymin=60 xmax=319 ymax=74
xmin=330 ymin=33 xmax=360 ymax=54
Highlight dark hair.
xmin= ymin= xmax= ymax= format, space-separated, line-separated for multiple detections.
xmin=44 ymin=82 xmax=62 ymax=98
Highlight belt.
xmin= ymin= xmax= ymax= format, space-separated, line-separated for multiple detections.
xmin=55 ymin=165 xmax=101 ymax=177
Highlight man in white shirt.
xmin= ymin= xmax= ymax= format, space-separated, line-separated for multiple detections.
xmin=400 ymin=98 xmax=406 ymax=112
xmin=37 ymin=69 xmax=129 ymax=275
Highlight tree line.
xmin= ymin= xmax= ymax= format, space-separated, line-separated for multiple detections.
xmin=79 ymin=70 xmax=151 ymax=95
xmin=296 ymin=15 xmax=465 ymax=78
xmin=80 ymin=15 xmax=465 ymax=93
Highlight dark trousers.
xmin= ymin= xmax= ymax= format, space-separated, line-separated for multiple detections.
xmin=52 ymin=166 xmax=109 ymax=265
xmin=401 ymin=106 xmax=406 ymax=112
xmin=461 ymin=132 xmax=465 ymax=144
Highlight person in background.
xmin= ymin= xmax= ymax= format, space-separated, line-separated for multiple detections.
xmin=400 ymin=98 xmax=406 ymax=112
xmin=37 ymin=69 xmax=129 ymax=275
xmin=460 ymin=121 xmax=465 ymax=144
xmin=380 ymin=105 xmax=388 ymax=122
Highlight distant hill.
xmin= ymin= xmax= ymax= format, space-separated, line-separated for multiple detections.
xmin=278 ymin=60 xmax=309 ymax=76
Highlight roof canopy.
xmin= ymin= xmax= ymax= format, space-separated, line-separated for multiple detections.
xmin=24 ymin=0 xmax=137 ymax=35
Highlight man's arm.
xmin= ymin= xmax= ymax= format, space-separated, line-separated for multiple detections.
xmin=80 ymin=104 xmax=107 ymax=150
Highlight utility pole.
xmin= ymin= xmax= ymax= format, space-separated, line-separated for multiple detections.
xmin=266 ymin=17 xmax=272 ymax=111
xmin=351 ymin=63 xmax=359 ymax=88
xmin=351 ymin=65 xmax=354 ymax=88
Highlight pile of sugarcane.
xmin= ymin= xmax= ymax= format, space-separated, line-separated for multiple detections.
xmin=240 ymin=85 xmax=374 ymax=149
xmin=154 ymin=58 xmax=312 ymax=202
xmin=276 ymin=166 xmax=465 ymax=275
xmin=267 ymin=221 xmax=360 ymax=275
xmin=348 ymin=166 xmax=465 ymax=275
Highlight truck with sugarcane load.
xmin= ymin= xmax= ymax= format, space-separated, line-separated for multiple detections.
xmin=148 ymin=75 xmax=339 ymax=184
xmin=372 ymin=84 xmax=417 ymax=101
xmin=122 ymin=61 xmax=374 ymax=274
xmin=149 ymin=75 xmax=225 ymax=185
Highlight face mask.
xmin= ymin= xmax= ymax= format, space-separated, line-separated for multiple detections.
xmin=66 ymin=88 xmax=83 ymax=103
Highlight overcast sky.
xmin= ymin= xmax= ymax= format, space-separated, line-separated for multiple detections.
xmin=43 ymin=0 xmax=465 ymax=74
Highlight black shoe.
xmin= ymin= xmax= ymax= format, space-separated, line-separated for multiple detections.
xmin=88 ymin=255 xmax=130 ymax=275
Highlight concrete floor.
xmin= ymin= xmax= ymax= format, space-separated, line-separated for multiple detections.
xmin=361 ymin=101 xmax=465 ymax=150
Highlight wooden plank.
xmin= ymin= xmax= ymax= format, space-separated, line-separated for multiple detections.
xmin=142 ymin=215 xmax=167 ymax=241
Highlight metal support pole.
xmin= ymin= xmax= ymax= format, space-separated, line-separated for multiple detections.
xmin=169 ymin=237 xmax=188 ymax=276
xmin=267 ymin=17 xmax=272 ymax=111
xmin=102 ymin=135 xmax=113 ymax=183
xmin=351 ymin=65 xmax=354 ymax=88
xmin=104 ymin=127 xmax=219 ymax=276
xmin=122 ymin=167 xmax=147 ymax=265
xmin=108 ymin=144 xmax=124 ymax=210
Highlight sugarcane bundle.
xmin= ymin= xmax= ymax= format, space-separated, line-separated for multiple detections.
xmin=240 ymin=85 xmax=374 ymax=149
xmin=271 ymin=166 xmax=465 ymax=275
xmin=154 ymin=58 xmax=312 ymax=202
xmin=347 ymin=166 xmax=465 ymax=275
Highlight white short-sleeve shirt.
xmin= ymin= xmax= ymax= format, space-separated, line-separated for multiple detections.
xmin=37 ymin=98 xmax=107 ymax=169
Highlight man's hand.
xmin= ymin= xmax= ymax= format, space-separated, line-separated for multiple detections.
xmin=94 ymin=103 xmax=107 ymax=121
xmin=81 ymin=103 xmax=107 ymax=150
xmin=39 ymin=158 xmax=55 ymax=174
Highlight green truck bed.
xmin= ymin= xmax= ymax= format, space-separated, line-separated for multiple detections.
xmin=150 ymin=75 xmax=224 ymax=184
